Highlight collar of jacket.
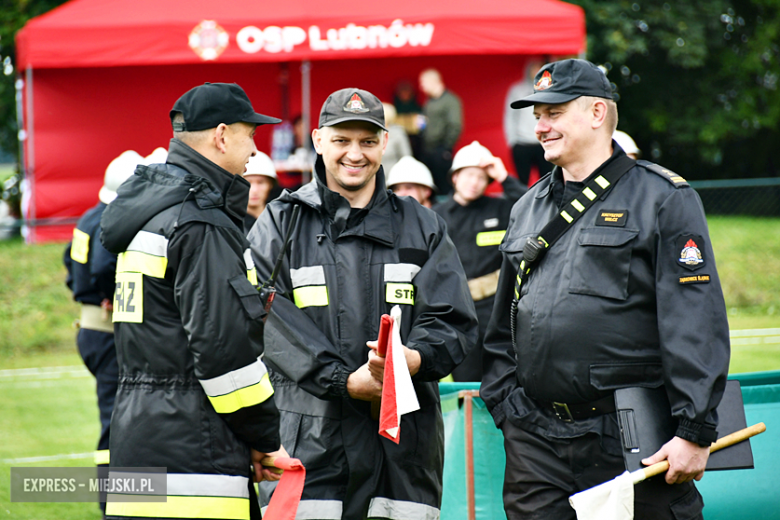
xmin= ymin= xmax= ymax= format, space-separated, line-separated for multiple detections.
xmin=535 ymin=144 xmax=628 ymax=200
xmin=290 ymin=155 xmax=395 ymax=246
xmin=166 ymin=139 xmax=250 ymax=226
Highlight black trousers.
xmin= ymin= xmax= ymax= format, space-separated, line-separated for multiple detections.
xmin=77 ymin=328 xmax=118 ymax=453
xmin=501 ymin=419 xmax=704 ymax=520
xmin=421 ymin=146 xmax=454 ymax=195
xmin=511 ymin=143 xmax=554 ymax=186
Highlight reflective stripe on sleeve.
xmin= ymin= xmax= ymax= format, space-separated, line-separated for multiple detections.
xmin=70 ymin=228 xmax=90 ymax=264
xmin=293 ymin=286 xmax=329 ymax=308
xmin=94 ymin=449 xmax=109 ymax=465
xmin=367 ymin=497 xmax=440 ymax=520
xmin=290 ymin=265 xmax=326 ymax=288
xmin=116 ymin=231 xmax=169 ymax=279
xmin=262 ymin=499 xmax=343 ymax=520
xmin=476 ymin=230 xmax=506 ymax=247
xmin=199 ymin=360 xmax=274 ymax=414
xmin=383 ymin=263 xmax=422 ymax=283
xmin=106 ymin=496 xmax=248 ymax=520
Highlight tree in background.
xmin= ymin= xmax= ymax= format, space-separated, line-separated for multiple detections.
xmin=567 ymin=0 xmax=779 ymax=180
xmin=0 ymin=0 xmax=69 ymax=163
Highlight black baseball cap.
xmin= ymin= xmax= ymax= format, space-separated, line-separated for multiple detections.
xmin=170 ymin=82 xmax=281 ymax=132
xmin=510 ymin=59 xmax=614 ymax=109
xmin=318 ymin=88 xmax=388 ymax=131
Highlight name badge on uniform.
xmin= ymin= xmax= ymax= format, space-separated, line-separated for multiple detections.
xmin=483 ymin=218 xmax=499 ymax=229
xmin=595 ymin=210 xmax=628 ymax=227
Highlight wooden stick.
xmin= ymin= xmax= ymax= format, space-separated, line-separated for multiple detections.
xmin=260 ymin=456 xmax=284 ymax=474
xmin=642 ymin=422 xmax=766 ymax=480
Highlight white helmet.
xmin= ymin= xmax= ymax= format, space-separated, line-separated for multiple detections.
xmin=143 ymin=147 xmax=168 ymax=165
xmin=243 ymin=151 xmax=277 ymax=181
xmin=450 ymin=140 xmax=493 ymax=175
xmin=387 ymin=156 xmax=436 ymax=191
xmin=99 ymin=150 xmax=144 ymax=204
xmin=613 ymin=130 xmax=640 ymax=156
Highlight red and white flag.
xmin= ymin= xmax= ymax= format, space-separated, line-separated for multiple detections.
xmin=378 ymin=306 xmax=420 ymax=443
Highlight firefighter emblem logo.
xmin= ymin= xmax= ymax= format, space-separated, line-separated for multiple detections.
xmin=343 ymin=93 xmax=369 ymax=113
xmin=189 ymin=20 xmax=229 ymax=61
xmin=679 ymin=238 xmax=704 ymax=267
xmin=535 ymin=70 xmax=553 ymax=91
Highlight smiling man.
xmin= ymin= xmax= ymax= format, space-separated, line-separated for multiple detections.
xmin=481 ymin=59 xmax=730 ymax=519
xmin=248 ymin=88 xmax=478 ymax=520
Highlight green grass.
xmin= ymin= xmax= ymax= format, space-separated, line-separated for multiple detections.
xmin=0 ymin=353 xmax=102 ymax=519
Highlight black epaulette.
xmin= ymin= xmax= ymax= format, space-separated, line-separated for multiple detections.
xmin=636 ymin=160 xmax=689 ymax=187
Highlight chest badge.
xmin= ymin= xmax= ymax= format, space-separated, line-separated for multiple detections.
xmin=677 ymin=235 xmax=706 ymax=271
xmin=483 ymin=218 xmax=499 ymax=229
xmin=596 ymin=210 xmax=628 ymax=227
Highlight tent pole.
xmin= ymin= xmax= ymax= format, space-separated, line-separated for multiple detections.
xmin=301 ymin=60 xmax=311 ymax=184
xmin=24 ymin=66 xmax=35 ymax=243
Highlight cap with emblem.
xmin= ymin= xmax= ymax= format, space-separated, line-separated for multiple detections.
xmin=170 ymin=82 xmax=281 ymax=132
xmin=318 ymin=88 xmax=388 ymax=131
xmin=510 ymin=59 xmax=613 ymax=109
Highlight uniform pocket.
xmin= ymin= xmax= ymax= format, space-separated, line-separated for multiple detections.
xmin=669 ymin=485 xmax=704 ymax=520
xmin=228 ymin=275 xmax=266 ymax=321
xmin=569 ymin=227 xmax=639 ymax=301
xmin=589 ymin=362 xmax=663 ymax=390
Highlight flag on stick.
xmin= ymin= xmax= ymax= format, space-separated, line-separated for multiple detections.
xmin=378 ymin=305 xmax=420 ymax=443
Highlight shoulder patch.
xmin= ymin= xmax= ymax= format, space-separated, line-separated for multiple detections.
xmin=636 ymin=160 xmax=689 ymax=188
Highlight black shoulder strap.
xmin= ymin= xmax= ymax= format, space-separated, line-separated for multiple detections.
xmin=514 ymin=153 xmax=636 ymax=299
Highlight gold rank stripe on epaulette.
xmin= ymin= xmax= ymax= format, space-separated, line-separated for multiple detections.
xmin=638 ymin=160 xmax=689 ymax=187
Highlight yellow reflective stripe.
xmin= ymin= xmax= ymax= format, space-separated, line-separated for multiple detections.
xmin=106 ymin=495 xmax=248 ymax=520
xmin=595 ymin=175 xmax=610 ymax=189
xmin=571 ymin=199 xmax=585 ymax=212
xmin=386 ymin=283 xmax=415 ymax=305
xmin=207 ymin=373 xmax=274 ymax=414
xmin=113 ymin=273 xmax=143 ymax=323
xmin=560 ymin=210 xmax=573 ymax=223
xmin=71 ymin=228 xmax=90 ymax=264
xmin=293 ymin=286 xmax=329 ymax=308
xmin=476 ymin=230 xmax=506 ymax=247
xmin=116 ymin=251 xmax=167 ymax=279
xmin=247 ymin=268 xmax=258 ymax=286
xmin=582 ymin=187 xmax=597 ymax=201
xmin=94 ymin=449 xmax=110 ymax=465
xmin=670 ymin=176 xmax=686 ymax=183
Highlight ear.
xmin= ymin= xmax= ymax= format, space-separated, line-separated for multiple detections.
xmin=214 ymin=123 xmax=229 ymax=154
xmin=591 ymin=99 xmax=608 ymax=130
xmin=381 ymin=130 xmax=389 ymax=153
xmin=312 ymin=128 xmax=324 ymax=154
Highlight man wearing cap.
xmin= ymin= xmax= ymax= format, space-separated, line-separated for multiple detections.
xmin=481 ymin=59 xmax=729 ymax=519
xmin=63 ymin=150 xmax=143 ymax=513
xmin=243 ymin=150 xmax=278 ymax=232
xmin=433 ymin=141 xmax=526 ymax=382
xmin=386 ymin=155 xmax=436 ymax=208
xmin=249 ymin=88 xmax=478 ymax=520
xmin=100 ymin=82 xmax=286 ymax=520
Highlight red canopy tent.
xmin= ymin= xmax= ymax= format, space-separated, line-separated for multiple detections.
xmin=16 ymin=0 xmax=585 ymax=242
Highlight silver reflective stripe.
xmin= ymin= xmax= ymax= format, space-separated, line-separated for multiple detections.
xmin=262 ymin=499 xmax=343 ymax=520
xmin=166 ymin=473 xmax=249 ymax=498
xmin=199 ymin=359 xmax=268 ymax=397
xmin=367 ymin=497 xmax=440 ymax=520
xmin=244 ymin=249 xmax=255 ymax=270
xmin=126 ymin=230 xmax=168 ymax=257
xmin=291 ymin=265 xmax=326 ymax=288
xmin=384 ymin=263 xmax=422 ymax=283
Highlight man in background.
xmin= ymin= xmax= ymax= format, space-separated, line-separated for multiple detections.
xmin=419 ymin=69 xmax=463 ymax=195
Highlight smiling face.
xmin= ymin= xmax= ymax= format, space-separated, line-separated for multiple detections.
xmin=533 ymin=99 xmax=601 ymax=170
xmin=312 ymin=121 xmax=388 ymax=198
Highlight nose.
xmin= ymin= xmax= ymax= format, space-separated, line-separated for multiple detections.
xmin=346 ymin=141 xmax=363 ymax=161
xmin=534 ymin=116 xmax=550 ymax=139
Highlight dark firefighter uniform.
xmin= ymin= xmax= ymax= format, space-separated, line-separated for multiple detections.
xmin=64 ymin=201 xmax=118 ymax=468
xmin=481 ymin=145 xmax=730 ymax=519
xmin=100 ymin=139 xmax=280 ymax=520
xmin=248 ymin=159 xmax=478 ymax=520
xmin=433 ymin=175 xmax=526 ymax=381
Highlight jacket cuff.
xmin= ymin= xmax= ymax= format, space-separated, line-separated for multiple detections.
xmin=676 ymin=419 xmax=718 ymax=447
xmin=328 ymin=365 xmax=350 ymax=399
xmin=489 ymin=398 xmax=507 ymax=429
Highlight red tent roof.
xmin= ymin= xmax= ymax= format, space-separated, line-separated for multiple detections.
xmin=17 ymin=0 xmax=585 ymax=68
